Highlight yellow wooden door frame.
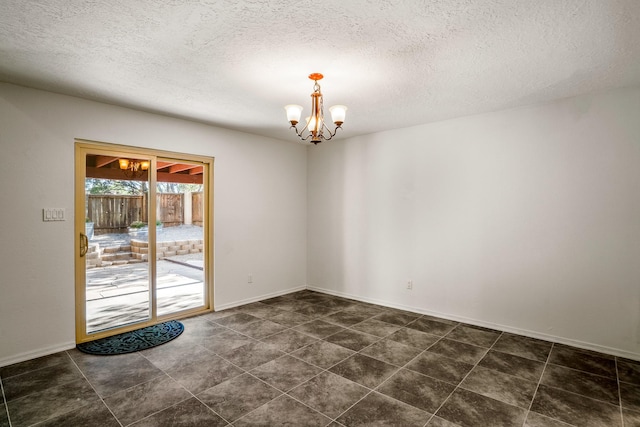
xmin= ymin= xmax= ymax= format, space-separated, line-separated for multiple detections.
xmin=74 ymin=139 xmax=214 ymax=343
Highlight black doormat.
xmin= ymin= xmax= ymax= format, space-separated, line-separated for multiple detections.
xmin=77 ymin=320 xmax=184 ymax=355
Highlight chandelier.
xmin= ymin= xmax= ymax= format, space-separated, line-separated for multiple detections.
xmin=284 ymin=73 xmax=347 ymax=144
xmin=118 ymin=158 xmax=149 ymax=179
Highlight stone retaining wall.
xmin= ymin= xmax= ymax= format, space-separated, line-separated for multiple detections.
xmin=130 ymin=239 xmax=204 ymax=261
xmin=86 ymin=239 xmax=204 ymax=268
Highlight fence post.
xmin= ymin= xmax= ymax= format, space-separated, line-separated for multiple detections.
xmin=184 ymin=191 xmax=192 ymax=225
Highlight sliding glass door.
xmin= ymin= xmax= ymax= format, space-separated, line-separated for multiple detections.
xmin=155 ymin=158 xmax=207 ymax=316
xmin=84 ymin=154 xmax=152 ymax=333
xmin=75 ymin=141 xmax=214 ymax=343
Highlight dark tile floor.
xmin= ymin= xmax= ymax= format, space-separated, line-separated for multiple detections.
xmin=1 ymin=290 xmax=638 ymax=426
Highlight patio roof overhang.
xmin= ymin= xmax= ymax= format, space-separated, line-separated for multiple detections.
xmin=86 ymin=155 xmax=203 ymax=184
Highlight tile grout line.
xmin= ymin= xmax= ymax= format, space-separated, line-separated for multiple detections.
xmin=65 ymin=349 xmax=125 ymax=427
xmin=324 ymin=388 xmax=378 ymax=425
xmin=188 ymin=351 xmax=253 ymax=427
xmin=615 ymin=357 xmax=625 ymax=427
xmin=307 ymin=316 xmax=426 ymax=424
xmin=122 ymin=395 xmax=195 ymax=427
xmin=264 ymin=314 xmax=421 ymax=424
xmin=191 ymin=396 xmax=234 ymax=426
xmin=425 ymin=322 xmax=504 ymax=425
xmin=6 ymin=301 xmax=373 ymax=424
xmin=96 ymin=339 xmax=239 ymax=426
xmin=83 ymin=297 xmax=573 ymax=424
xmin=250 ymin=319 xmax=386 ymax=425
xmin=266 ymin=355 xmax=344 ymax=424
xmin=4 ymin=352 xmax=127 ymax=427
xmin=534 ymin=382 xmax=625 ymax=408
xmin=369 ymin=326 xmax=453 ymax=427
xmin=117 ymin=295 xmax=640 ymax=425
xmin=0 ymin=373 xmax=12 ymax=427
xmin=0 ymin=361 xmax=66 ymax=383
xmin=521 ymin=342 xmax=556 ymax=427
xmin=13 ymin=291 xmax=632 ymax=426
xmin=257 ymin=308 xmax=490 ymax=425
xmin=424 ymin=330 xmax=505 ymax=427
xmin=136 ymin=346 xmax=235 ymax=427
xmin=341 ymin=328 xmax=410 ymax=408
xmin=230 ymin=359 xmax=330 ymax=425
xmin=237 ymin=383 xmax=326 ymax=425
xmin=200 ymin=314 xmax=341 ymax=425
xmin=166 ymin=311 xmax=345 ymax=423
xmin=543 ymin=359 xmax=621 ymax=380
xmin=522 ymin=356 xmax=625 ymax=410
xmin=532 ymin=362 xmax=626 ymax=411
xmin=372 ymin=321 xmax=482 ymax=425
xmin=178 ymin=318 xmax=308 ymax=425
xmin=319 ymin=320 xmax=460 ymax=426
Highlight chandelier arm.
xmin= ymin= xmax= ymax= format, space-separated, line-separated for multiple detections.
xmin=290 ymin=124 xmax=314 ymax=141
xmin=320 ymin=121 xmax=332 ymax=140
xmin=290 ymin=107 xmax=315 ymax=141
xmin=319 ymin=123 xmax=343 ymax=141
xmin=299 ymin=117 xmax=311 ymax=134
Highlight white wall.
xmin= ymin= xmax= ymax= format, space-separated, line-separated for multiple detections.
xmin=2 ymin=82 xmax=638 ymax=365
xmin=0 ymin=83 xmax=307 ymax=365
xmin=308 ymin=87 xmax=640 ymax=359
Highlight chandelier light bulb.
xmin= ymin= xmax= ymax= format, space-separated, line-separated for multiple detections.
xmin=306 ymin=115 xmax=323 ymax=134
xmin=284 ymin=104 xmax=303 ymax=125
xmin=329 ymin=105 xmax=347 ymax=125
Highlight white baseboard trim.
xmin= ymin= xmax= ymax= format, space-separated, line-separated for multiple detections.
xmin=4 ymin=285 xmax=636 ymax=367
xmin=0 ymin=341 xmax=76 ymax=368
xmin=307 ymin=285 xmax=640 ymax=361
xmin=0 ymin=287 xmax=306 ymax=368
xmin=214 ymin=285 xmax=307 ymax=312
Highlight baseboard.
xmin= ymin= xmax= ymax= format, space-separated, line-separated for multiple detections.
xmin=0 ymin=287 xmax=306 ymax=368
xmin=6 ymin=286 xmax=633 ymax=367
xmin=214 ymin=285 xmax=307 ymax=311
xmin=307 ymin=285 xmax=640 ymax=362
xmin=0 ymin=341 xmax=76 ymax=368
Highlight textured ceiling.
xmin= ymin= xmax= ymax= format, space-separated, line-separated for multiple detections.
xmin=1 ymin=0 xmax=639 ymax=143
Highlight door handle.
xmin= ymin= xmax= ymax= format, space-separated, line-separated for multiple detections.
xmin=80 ymin=233 xmax=89 ymax=257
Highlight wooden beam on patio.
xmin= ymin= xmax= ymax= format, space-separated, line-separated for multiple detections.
xmin=86 ymin=167 xmax=203 ymax=184
xmin=95 ymin=156 xmax=119 ymax=168
xmin=189 ymin=166 xmax=204 ymax=175
xmin=168 ymin=164 xmax=198 ymax=174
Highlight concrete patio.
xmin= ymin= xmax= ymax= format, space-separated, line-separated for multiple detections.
xmin=85 ymin=225 xmax=206 ymax=333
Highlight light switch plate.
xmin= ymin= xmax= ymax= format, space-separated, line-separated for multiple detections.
xmin=43 ymin=208 xmax=65 ymax=221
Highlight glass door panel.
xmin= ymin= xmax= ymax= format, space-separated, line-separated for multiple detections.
xmin=84 ymin=154 xmax=152 ymax=333
xmin=155 ymin=159 xmax=206 ymax=316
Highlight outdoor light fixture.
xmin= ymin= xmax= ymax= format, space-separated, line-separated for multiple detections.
xmin=285 ymin=73 xmax=347 ymax=144
xmin=119 ymin=158 xmax=149 ymax=178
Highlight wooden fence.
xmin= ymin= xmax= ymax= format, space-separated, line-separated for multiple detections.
xmin=157 ymin=193 xmax=183 ymax=227
xmin=87 ymin=195 xmax=146 ymax=233
xmin=87 ymin=192 xmax=203 ymax=234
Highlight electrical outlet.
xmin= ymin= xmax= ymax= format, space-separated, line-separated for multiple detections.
xmin=406 ymin=280 xmax=413 ymax=290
